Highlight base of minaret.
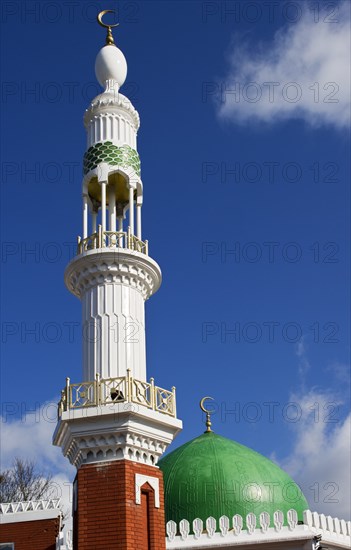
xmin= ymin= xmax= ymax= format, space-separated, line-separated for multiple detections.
xmin=73 ymin=459 xmax=167 ymax=550
xmin=53 ymin=402 xmax=182 ymax=548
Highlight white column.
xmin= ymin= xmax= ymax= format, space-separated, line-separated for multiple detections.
xmin=92 ymin=210 xmax=97 ymax=233
xmin=82 ymin=284 xmax=147 ymax=382
xmin=99 ymin=117 xmax=103 ymax=141
xmin=136 ymin=204 xmax=142 ymax=240
xmin=101 ymin=181 xmax=107 ymax=232
xmin=108 ymin=185 xmax=116 ymax=232
xmin=117 ymin=216 xmax=123 ymax=247
xmin=129 ymin=186 xmax=134 ymax=235
xmin=83 ymin=195 xmax=88 ymax=239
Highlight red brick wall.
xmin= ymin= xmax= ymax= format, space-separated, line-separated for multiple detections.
xmin=0 ymin=516 xmax=60 ymax=550
xmin=73 ymin=460 xmax=166 ymax=550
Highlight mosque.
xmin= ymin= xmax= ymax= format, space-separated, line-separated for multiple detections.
xmin=0 ymin=12 xmax=350 ymax=550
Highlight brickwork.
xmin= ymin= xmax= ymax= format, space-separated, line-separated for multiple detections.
xmin=73 ymin=460 xmax=166 ymax=550
xmin=0 ymin=516 xmax=60 ymax=550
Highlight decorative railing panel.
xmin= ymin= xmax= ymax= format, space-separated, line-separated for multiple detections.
xmin=58 ymin=371 xmax=176 ymax=418
xmin=100 ymin=376 xmax=128 ymax=404
xmin=69 ymin=381 xmax=96 ymax=408
xmin=155 ymin=386 xmax=176 ymax=416
xmin=131 ymin=378 xmax=153 ymax=408
xmin=77 ymin=226 xmax=148 ymax=255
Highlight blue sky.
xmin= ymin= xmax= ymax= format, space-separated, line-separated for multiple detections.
xmin=1 ymin=0 xmax=350 ymax=520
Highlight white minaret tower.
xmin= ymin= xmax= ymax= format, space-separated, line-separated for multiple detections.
xmin=53 ymin=15 xmax=182 ymax=548
xmin=67 ymin=24 xmax=154 ymax=384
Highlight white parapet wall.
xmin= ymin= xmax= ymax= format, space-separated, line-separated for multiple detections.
xmin=165 ymin=509 xmax=351 ymax=549
xmin=0 ymin=499 xmax=72 ymax=550
xmin=304 ymin=510 xmax=351 ymax=549
xmin=0 ymin=499 xmax=61 ymax=524
xmin=2 ymin=503 xmax=350 ymax=549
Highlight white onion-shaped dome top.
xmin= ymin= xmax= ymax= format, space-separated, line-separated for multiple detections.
xmin=95 ymin=45 xmax=127 ymax=89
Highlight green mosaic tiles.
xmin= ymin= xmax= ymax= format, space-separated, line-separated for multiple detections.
xmin=83 ymin=142 xmax=140 ymax=176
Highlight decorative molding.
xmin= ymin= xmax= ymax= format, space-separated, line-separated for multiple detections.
xmin=0 ymin=499 xmax=62 ymax=524
xmin=135 ymin=474 xmax=160 ymax=508
xmin=0 ymin=499 xmax=61 ymax=515
xmin=82 ymin=163 xmax=140 ymax=193
xmin=64 ymin=429 xmax=167 ymax=468
xmin=53 ymin=402 xmax=182 ymax=468
xmin=165 ymin=509 xmax=351 ymax=549
xmin=84 ymin=92 xmax=140 ymax=129
xmin=64 ymin=248 xmax=162 ymax=301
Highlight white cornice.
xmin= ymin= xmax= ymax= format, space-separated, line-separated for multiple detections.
xmin=84 ymin=92 xmax=140 ymax=130
xmin=53 ymin=402 xmax=182 ymax=468
xmin=64 ymin=248 xmax=162 ymax=300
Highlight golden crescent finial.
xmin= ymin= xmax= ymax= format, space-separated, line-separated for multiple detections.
xmin=97 ymin=10 xmax=119 ymax=45
xmin=200 ymin=396 xmax=215 ymax=432
xmin=97 ymin=10 xmax=119 ymax=28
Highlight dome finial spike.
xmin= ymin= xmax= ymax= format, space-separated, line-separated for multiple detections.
xmin=97 ymin=10 xmax=119 ymax=46
xmin=200 ymin=396 xmax=215 ymax=433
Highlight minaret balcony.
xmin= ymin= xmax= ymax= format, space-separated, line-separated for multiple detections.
xmin=77 ymin=225 xmax=148 ymax=256
xmin=58 ymin=370 xmax=176 ymax=418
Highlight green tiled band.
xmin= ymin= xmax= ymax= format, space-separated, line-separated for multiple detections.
xmin=83 ymin=141 xmax=140 ymax=176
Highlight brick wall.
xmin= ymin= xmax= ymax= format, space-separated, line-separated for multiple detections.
xmin=73 ymin=460 xmax=166 ymax=550
xmin=0 ymin=516 xmax=60 ymax=550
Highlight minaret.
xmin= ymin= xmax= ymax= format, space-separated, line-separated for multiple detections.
xmin=53 ymin=13 xmax=182 ymax=550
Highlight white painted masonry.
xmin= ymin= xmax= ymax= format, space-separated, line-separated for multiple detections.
xmin=135 ymin=474 xmax=160 ymax=508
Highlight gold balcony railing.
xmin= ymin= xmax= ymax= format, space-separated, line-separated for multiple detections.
xmin=58 ymin=370 xmax=176 ymax=418
xmin=77 ymin=225 xmax=148 ymax=255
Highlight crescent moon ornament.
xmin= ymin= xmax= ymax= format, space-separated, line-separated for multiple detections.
xmin=97 ymin=10 xmax=119 ymax=45
xmin=200 ymin=396 xmax=215 ymax=432
xmin=200 ymin=396 xmax=214 ymax=413
xmin=97 ymin=10 xmax=119 ymax=28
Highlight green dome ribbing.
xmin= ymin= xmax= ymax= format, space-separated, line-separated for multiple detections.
xmin=158 ymin=432 xmax=308 ymax=528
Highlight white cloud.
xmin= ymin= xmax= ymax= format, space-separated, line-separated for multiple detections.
xmin=0 ymin=400 xmax=73 ymax=475
xmin=295 ymin=338 xmax=311 ymax=380
xmin=50 ymin=473 xmax=73 ymax=532
xmin=326 ymin=361 xmax=351 ymax=387
xmin=0 ymin=399 xmax=75 ymax=531
xmin=218 ymin=1 xmax=351 ymax=128
xmin=273 ymin=343 xmax=350 ymax=520
xmin=277 ymin=388 xmax=351 ymax=520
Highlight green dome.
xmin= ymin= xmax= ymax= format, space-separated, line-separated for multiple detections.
xmin=158 ymin=432 xmax=308 ymax=528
